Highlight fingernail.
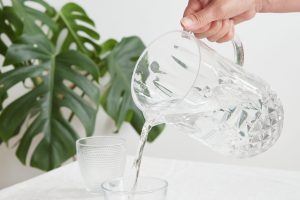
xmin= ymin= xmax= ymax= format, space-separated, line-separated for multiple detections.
xmin=181 ymin=17 xmax=194 ymax=27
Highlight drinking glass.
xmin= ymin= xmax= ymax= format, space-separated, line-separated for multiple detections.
xmin=131 ymin=30 xmax=283 ymax=158
xmin=76 ymin=136 xmax=126 ymax=193
xmin=101 ymin=177 xmax=168 ymax=200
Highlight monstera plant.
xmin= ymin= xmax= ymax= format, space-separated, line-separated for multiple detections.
xmin=0 ymin=0 xmax=164 ymax=171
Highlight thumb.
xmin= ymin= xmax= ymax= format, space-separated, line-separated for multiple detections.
xmin=181 ymin=5 xmax=217 ymax=30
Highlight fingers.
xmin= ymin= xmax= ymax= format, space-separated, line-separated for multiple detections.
xmin=183 ymin=0 xmax=202 ymax=17
xmin=181 ymin=4 xmax=217 ymax=30
xmin=194 ymin=20 xmax=222 ymax=38
xmin=194 ymin=23 xmax=211 ymax=34
xmin=181 ymin=0 xmax=256 ymax=43
xmin=217 ymin=25 xmax=235 ymax=43
xmin=193 ymin=19 xmax=235 ymax=43
xmin=207 ymin=20 xmax=233 ymax=42
xmin=232 ymin=10 xmax=256 ymax=25
xmin=181 ymin=0 xmax=258 ymax=31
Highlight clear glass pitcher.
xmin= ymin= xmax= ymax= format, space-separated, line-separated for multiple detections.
xmin=131 ymin=30 xmax=284 ymax=158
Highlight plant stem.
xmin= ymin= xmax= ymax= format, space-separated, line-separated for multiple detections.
xmin=11 ymin=139 xmax=20 ymax=148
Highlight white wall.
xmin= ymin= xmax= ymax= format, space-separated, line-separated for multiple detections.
xmin=1 ymin=0 xmax=300 ymax=189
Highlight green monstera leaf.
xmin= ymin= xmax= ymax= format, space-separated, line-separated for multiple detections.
xmin=0 ymin=34 xmax=100 ymax=170
xmin=101 ymin=37 xmax=164 ymax=142
xmin=0 ymin=6 xmax=23 ymax=57
xmin=53 ymin=3 xmax=100 ymax=60
xmin=0 ymin=6 xmax=23 ymax=115
xmin=98 ymin=39 xmax=118 ymax=76
xmin=0 ymin=0 xmax=164 ymax=167
xmin=11 ymin=0 xmax=57 ymax=34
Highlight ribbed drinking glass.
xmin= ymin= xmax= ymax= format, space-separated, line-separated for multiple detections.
xmin=76 ymin=136 xmax=126 ymax=193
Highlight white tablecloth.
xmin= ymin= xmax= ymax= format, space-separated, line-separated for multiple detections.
xmin=1 ymin=156 xmax=300 ymax=200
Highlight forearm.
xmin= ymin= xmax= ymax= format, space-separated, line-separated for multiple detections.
xmin=260 ymin=0 xmax=300 ymax=12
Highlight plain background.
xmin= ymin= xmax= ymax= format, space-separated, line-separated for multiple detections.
xmin=1 ymin=0 xmax=300 ymax=189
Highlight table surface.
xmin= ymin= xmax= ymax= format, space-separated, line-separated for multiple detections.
xmin=1 ymin=156 xmax=300 ymax=200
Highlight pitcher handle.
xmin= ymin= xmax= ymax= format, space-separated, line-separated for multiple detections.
xmin=231 ymin=35 xmax=244 ymax=66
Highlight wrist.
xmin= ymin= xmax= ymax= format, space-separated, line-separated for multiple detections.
xmin=255 ymin=0 xmax=263 ymax=12
xmin=256 ymin=0 xmax=300 ymax=12
xmin=256 ymin=0 xmax=272 ymax=12
xmin=257 ymin=0 xmax=274 ymax=13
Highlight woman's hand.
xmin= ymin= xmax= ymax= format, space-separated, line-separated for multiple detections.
xmin=181 ymin=0 xmax=262 ymax=42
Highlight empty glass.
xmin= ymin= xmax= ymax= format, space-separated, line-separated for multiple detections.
xmin=131 ymin=30 xmax=284 ymax=158
xmin=76 ymin=136 xmax=126 ymax=193
xmin=102 ymin=177 xmax=168 ymax=200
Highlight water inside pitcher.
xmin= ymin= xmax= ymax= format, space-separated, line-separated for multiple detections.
xmin=131 ymin=30 xmax=284 ymax=158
